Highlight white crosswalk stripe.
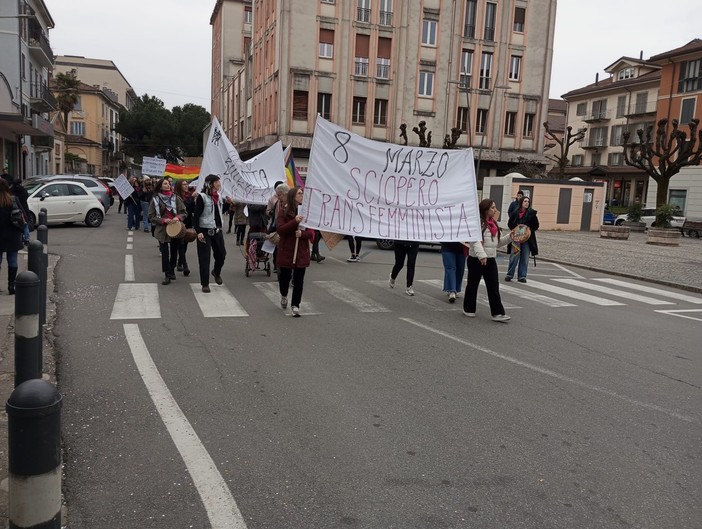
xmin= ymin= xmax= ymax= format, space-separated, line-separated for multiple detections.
xmin=314 ymin=280 xmax=390 ymax=312
xmin=519 ymin=279 xmax=626 ymax=306
xmin=416 ymin=279 xmax=522 ymax=310
xmin=371 ymin=280 xmax=457 ymax=311
xmin=553 ymin=278 xmax=674 ymax=305
xmin=111 ymin=283 xmax=161 ymax=319
xmin=593 ymin=278 xmax=702 ymax=304
xmin=500 ymin=283 xmax=576 ymax=307
xmin=252 ymin=281 xmax=321 ymax=315
xmin=190 ymin=284 xmax=248 ymax=317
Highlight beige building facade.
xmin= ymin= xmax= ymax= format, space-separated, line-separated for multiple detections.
xmin=211 ymin=0 xmax=556 ymax=182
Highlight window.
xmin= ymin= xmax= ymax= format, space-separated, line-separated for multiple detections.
xmin=318 ymin=92 xmax=332 ymax=120
xmin=681 ymin=98 xmax=696 ymax=124
xmin=457 ymin=106 xmax=469 ymax=132
xmin=476 ymin=109 xmax=488 ymax=133
xmin=617 ymin=67 xmax=634 ymax=80
xmin=71 ymin=121 xmax=86 ymax=135
xmin=374 ymin=98 xmax=388 ymax=126
xmin=68 ymin=183 xmax=88 ymax=196
xmin=523 ymin=113 xmax=534 ymax=137
xmin=376 ymin=58 xmax=390 ymax=79
xmin=355 ymin=57 xmax=369 ymax=76
xmin=484 ymin=2 xmax=496 ymax=41
xmin=571 ymin=154 xmax=584 ymax=166
xmin=610 ymin=125 xmax=625 ymax=146
xmin=668 ymin=189 xmax=687 ymax=213
xmin=418 ymin=71 xmax=434 ymax=96
xmin=321 ymin=0 xmax=335 ymax=3
xmin=352 ymin=97 xmax=367 ymax=124
xmin=479 ymin=52 xmax=492 ymax=90
xmin=504 ymin=111 xmax=517 ymax=135
xmin=319 ymin=29 xmax=334 ymax=58
xmin=355 ymin=34 xmax=370 ymax=76
xmin=634 ymin=92 xmax=648 ymax=114
xmin=591 ymin=153 xmax=602 ymax=166
xmin=616 ymin=95 xmax=626 ymax=118
xmin=379 ymin=0 xmax=392 ymax=25
xmin=589 ymin=126 xmax=608 ymax=147
xmin=43 ymin=184 xmax=69 ymax=197
xmin=357 ymin=0 xmax=371 ymax=23
xmin=244 ymin=6 xmax=252 ymax=23
xmin=464 ymin=0 xmax=476 ymax=38
xmin=513 ymin=7 xmax=525 ymax=32
xmin=377 ymin=37 xmax=391 ymax=79
xmin=608 ymin=152 xmax=624 ymax=166
xmin=21 ymin=53 xmax=26 ymax=80
xmin=591 ymin=99 xmax=606 ymax=119
xmin=509 ymin=56 xmax=521 ymax=81
xmin=460 ymin=50 xmax=473 ymax=87
xmin=293 ymin=91 xmax=308 ymax=120
xmin=421 ymin=19 xmax=437 ymax=46
xmin=678 ymin=59 xmax=702 ymax=93
xmin=576 ymin=102 xmax=587 ymax=116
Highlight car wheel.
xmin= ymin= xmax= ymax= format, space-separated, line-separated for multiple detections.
xmin=28 ymin=211 xmax=37 ymax=227
xmin=85 ymin=209 xmax=104 ymax=227
xmin=614 ymin=219 xmax=624 ymax=226
xmin=376 ymin=239 xmax=395 ymax=250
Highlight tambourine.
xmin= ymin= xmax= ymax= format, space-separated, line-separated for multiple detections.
xmin=510 ymin=224 xmax=531 ymax=243
xmin=165 ymin=219 xmax=186 ymax=239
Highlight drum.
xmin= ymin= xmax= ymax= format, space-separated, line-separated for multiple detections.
xmin=510 ymin=224 xmax=531 ymax=243
xmin=183 ymin=228 xmax=197 ymax=243
xmin=166 ymin=220 xmax=186 ymax=239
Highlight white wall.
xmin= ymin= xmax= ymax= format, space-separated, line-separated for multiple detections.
xmin=645 ymin=166 xmax=702 ymax=219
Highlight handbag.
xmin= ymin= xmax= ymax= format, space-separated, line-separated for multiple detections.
xmin=10 ymin=197 xmax=27 ymax=230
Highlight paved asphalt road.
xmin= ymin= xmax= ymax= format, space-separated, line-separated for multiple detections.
xmin=2 ymin=213 xmax=701 ymax=529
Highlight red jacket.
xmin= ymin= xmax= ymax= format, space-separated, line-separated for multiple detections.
xmin=276 ymin=209 xmax=314 ymax=268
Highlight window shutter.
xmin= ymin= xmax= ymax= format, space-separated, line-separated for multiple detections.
xmin=377 ymin=37 xmax=392 ymax=59
xmin=319 ymin=29 xmax=334 ymax=44
xmin=355 ymin=34 xmax=370 ymax=58
xmin=678 ymin=61 xmax=686 ymax=93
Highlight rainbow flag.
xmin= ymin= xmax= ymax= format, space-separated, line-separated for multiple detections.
xmin=164 ymin=163 xmax=200 ymax=180
xmin=283 ymin=145 xmax=304 ymax=189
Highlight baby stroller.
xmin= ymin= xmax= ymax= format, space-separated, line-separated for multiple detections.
xmin=245 ymin=231 xmax=272 ymax=277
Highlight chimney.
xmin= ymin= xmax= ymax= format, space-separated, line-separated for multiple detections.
xmin=640 ymin=50 xmax=643 ymax=60
xmin=595 ymin=73 xmax=599 ymax=85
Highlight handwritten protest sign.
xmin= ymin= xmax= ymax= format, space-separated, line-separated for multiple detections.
xmin=142 ymin=156 xmax=167 ymax=176
xmin=302 ymin=116 xmax=481 ymax=242
xmin=198 ymin=117 xmax=285 ymax=204
xmin=114 ymin=174 xmax=134 ymax=200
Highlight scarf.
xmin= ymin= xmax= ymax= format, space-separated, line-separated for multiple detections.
xmin=154 ymin=192 xmax=177 ymax=219
xmin=486 ymin=217 xmax=498 ymax=237
xmin=211 ymin=191 xmax=219 ymax=205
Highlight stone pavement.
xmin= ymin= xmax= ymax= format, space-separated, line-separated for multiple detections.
xmin=0 ymin=230 xmax=699 ymax=525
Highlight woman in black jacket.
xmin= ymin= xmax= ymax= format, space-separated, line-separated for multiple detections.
xmin=0 ymin=179 xmax=23 ymax=294
xmin=505 ymin=196 xmax=539 ymax=283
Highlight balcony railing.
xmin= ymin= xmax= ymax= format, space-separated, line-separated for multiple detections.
xmin=354 ymin=58 xmax=369 ymax=77
xmin=357 ymin=7 xmax=371 ymax=23
xmin=29 ymin=82 xmax=56 ymax=112
xmin=376 ymin=62 xmax=390 ymax=79
xmin=625 ymin=101 xmax=657 ymax=117
xmin=379 ymin=11 xmax=393 ymax=26
xmin=27 ymin=19 xmax=54 ymax=66
xmin=582 ymin=136 xmax=608 ymax=149
xmin=463 ymin=24 xmax=475 ymax=38
xmin=583 ymin=110 xmax=611 ymax=122
xmin=459 ymin=74 xmax=471 ymax=88
xmin=484 ymin=27 xmax=495 ymax=41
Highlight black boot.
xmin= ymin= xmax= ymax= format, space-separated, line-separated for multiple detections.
xmin=8 ymin=266 xmax=17 ymax=295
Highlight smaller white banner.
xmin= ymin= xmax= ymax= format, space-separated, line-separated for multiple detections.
xmin=142 ymin=157 xmax=167 ymax=176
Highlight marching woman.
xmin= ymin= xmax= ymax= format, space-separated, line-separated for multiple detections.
xmin=276 ymin=186 xmax=314 ymax=317
xmin=464 ymin=198 xmax=513 ymax=322
xmin=194 ymin=174 xmax=227 ymax=293
xmin=0 ymin=179 xmax=23 ymax=294
xmin=505 ymin=195 xmax=539 ymax=283
xmin=148 ymin=178 xmax=187 ymax=285
xmin=174 ymin=180 xmax=194 ymax=276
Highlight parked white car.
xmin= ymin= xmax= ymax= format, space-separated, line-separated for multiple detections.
xmin=614 ymin=207 xmax=686 ymax=229
xmin=23 ymin=180 xmax=105 ymax=227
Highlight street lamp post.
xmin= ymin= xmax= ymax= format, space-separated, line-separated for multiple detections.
xmin=474 ymin=84 xmax=511 ymax=179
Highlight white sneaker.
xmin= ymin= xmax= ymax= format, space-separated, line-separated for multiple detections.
xmin=280 ymin=296 xmax=288 ymax=309
xmin=406 ymin=286 xmax=414 ymax=296
xmin=463 ymin=311 xmax=476 ymax=318
xmin=347 ymin=255 xmax=357 ymax=262
xmin=291 ymin=306 xmax=301 ymax=317
xmin=491 ymin=314 xmax=511 ymax=323
xmin=389 ymin=276 xmax=395 ymax=288
xmin=448 ymin=292 xmax=456 ymax=303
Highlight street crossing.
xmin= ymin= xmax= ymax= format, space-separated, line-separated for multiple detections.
xmin=109 ymin=274 xmax=702 ymax=320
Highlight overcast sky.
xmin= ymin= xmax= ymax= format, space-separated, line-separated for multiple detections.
xmin=45 ymin=0 xmax=700 ymax=111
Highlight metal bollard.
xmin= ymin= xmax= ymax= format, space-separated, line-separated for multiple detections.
xmin=14 ymin=271 xmax=42 ymax=387
xmin=39 ymin=207 xmax=48 ymax=228
xmin=6 ymin=379 xmax=62 ymax=529
xmin=27 ymin=240 xmax=46 ymax=328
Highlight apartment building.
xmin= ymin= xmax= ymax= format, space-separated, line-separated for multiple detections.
xmin=211 ymin=0 xmax=556 ymax=182
xmin=0 ymin=0 xmax=55 ymax=179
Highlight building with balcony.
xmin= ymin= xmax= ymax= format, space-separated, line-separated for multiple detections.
xmin=0 ymin=0 xmax=56 ymax=180
xmin=211 ymin=0 xmax=556 ymax=185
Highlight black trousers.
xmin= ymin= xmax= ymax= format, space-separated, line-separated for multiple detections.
xmin=347 ymin=236 xmax=362 ymax=255
xmin=177 ymin=240 xmax=189 ymax=268
xmin=278 ymin=267 xmax=306 ymax=308
xmin=235 ymin=224 xmax=246 ymax=244
xmin=464 ymin=256 xmax=505 ymax=316
xmin=391 ymin=244 xmax=419 ymax=287
xmin=196 ymin=230 xmax=226 ymax=286
xmin=159 ymin=240 xmax=180 ymax=276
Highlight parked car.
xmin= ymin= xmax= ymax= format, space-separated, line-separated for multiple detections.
xmin=22 ymin=179 xmax=105 ymax=227
xmin=614 ymin=207 xmax=686 ymax=228
xmin=602 ymin=209 xmax=616 ymax=225
xmin=26 ymin=174 xmax=112 ymax=211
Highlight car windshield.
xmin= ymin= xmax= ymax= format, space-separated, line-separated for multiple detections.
xmin=22 ymin=179 xmax=46 ymax=194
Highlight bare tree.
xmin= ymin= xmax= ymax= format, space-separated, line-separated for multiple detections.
xmin=442 ymin=127 xmax=463 ymax=149
xmin=412 ymin=121 xmax=432 ymax=147
xmin=623 ymin=118 xmax=702 ymax=207
xmin=399 ymin=123 xmax=408 ymax=146
xmin=544 ymin=122 xmax=586 ymax=179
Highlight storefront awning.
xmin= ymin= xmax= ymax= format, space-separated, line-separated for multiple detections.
xmin=0 ymin=113 xmax=52 ymax=137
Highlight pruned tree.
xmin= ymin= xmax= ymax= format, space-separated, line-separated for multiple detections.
xmin=412 ymin=121 xmax=432 ymax=147
xmin=509 ymin=157 xmax=545 ymax=178
xmin=53 ymin=69 xmax=81 ymax=133
xmin=442 ymin=127 xmax=463 ymax=149
xmin=399 ymin=123 xmax=408 ymax=146
xmin=544 ymin=122 xmax=586 ymax=179
xmin=623 ymin=118 xmax=702 ymax=207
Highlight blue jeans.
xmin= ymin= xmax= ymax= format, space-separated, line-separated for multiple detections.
xmin=506 ymin=241 xmax=530 ymax=280
xmin=441 ymin=248 xmax=465 ymax=292
xmin=140 ymin=201 xmax=150 ymax=231
xmin=127 ymin=200 xmax=140 ymax=229
xmin=0 ymin=251 xmax=19 ymax=268
xmin=23 ymin=223 xmax=30 ymax=242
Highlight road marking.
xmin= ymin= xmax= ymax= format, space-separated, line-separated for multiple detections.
xmin=417 ymin=279 xmax=521 ymax=309
xmin=190 ymin=284 xmax=248 ymax=317
xmin=127 ymin=236 xmax=133 ymax=243
xmin=126 ymin=243 xmax=133 ymax=250
xmin=593 ymin=278 xmax=702 ymax=304
xmin=521 ymin=279 xmax=625 ymax=306
xmin=554 ymin=278 xmax=674 ymax=305
xmin=125 ymin=255 xmax=135 ymax=282
xmin=123 ymin=324 xmax=247 ymax=528
xmin=654 ymin=309 xmax=702 ymax=322
xmin=252 ymin=282 xmax=321 ymax=315
xmin=500 ymin=284 xmax=576 ymax=307
xmin=372 ymin=280 xmax=457 ymax=311
xmin=550 ymin=262 xmax=585 ymax=279
xmin=314 ymin=280 xmax=390 ymax=312
xmin=401 ymin=318 xmax=697 ymax=424
xmin=110 ymin=284 xmax=161 ymax=319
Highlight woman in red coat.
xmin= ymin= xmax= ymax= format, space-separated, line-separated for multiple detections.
xmin=276 ymin=187 xmax=314 ymax=317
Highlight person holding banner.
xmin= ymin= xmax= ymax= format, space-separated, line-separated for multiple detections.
xmin=194 ymin=174 xmax=227 ymax=293
xmin=148 ymin=178 xmax=187 ymax=286
xmin=464 ymin=199 xmax=512 ymax=322
xmin=388 ymin=240 xmax=420 ymax=296
xmin=276 ymin=186 xmax=314 ymax=317
xmin=440 ymin=242 xmax=467 ymax=303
